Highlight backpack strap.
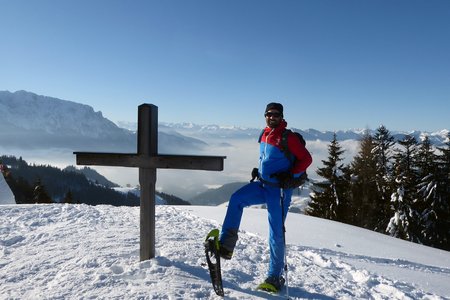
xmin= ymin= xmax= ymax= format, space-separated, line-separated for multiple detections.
xmin=259 ymin=129 xmax=294 ymax=161
xmin=259 ymin=129 xmax=304 ymax=164
xmin=280 ymin=129 xmax=295 ymax=163
xmin=258 ymin=129 xmax=264 ymax=143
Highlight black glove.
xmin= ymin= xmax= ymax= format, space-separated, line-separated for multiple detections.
xmin=272 ymin=172 xmax=308 ymax=189
xmin=296 ymin=172 xmax=308 ymax=186
xmin=250 ymin=168 xmax=259 ymax=182
xmin=271 ymin=171 xmax=291 ymax=188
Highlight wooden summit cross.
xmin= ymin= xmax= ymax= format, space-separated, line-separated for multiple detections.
xmin=74 ymin=104 xmax=225 ymax=261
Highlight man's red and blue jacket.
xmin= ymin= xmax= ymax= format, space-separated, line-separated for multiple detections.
xmin=258 ymin=120 xmax=312 ymax=185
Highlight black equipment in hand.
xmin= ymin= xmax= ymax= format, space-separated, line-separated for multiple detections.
xmin=250 ymin=168 xmax=259 ymax=182
xmin=272 ymin=172 xmax=307 ymax=189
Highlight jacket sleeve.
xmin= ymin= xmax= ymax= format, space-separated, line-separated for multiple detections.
xmin=287 ymin=132 xmax=312 ymax=174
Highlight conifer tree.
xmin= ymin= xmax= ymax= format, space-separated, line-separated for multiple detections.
xmin=348 ymin=131 xmax=378 ymax=228
xmin=307 ymin=133 xmax=350 ymax=222
xmin=414 ymin=136 xmax=439 ymax=246
xmin=386 ymin=135 xmax=421 ymax=242
xmin=372 ymin=125 xmax=395 ymax=231
xmin=63 ymin=190 xmax=74 ymax=204
xmin=33 ymin=178 xmax=53 ymax=204
xmin=432 ymin=132 xmax=450 ymax=250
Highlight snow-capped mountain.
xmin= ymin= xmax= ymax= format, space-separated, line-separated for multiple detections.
xmin=2 ymin=90 xmax=448 ymax=198
xmin=0 ymin=90 xmax=207 ymax=153
xmin=149 ymin=122 xmax=450 ymax=146
xmin=0 ymin=90 xmax=126 ymax=138
xmin=2 ymin=91 xmax=447 ymax=150
xmin=0 ymin=90 xmax=134 ymax=150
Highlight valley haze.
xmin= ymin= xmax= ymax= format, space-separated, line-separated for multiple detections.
xmin=1 ymin=90 xmax=448 ymax=200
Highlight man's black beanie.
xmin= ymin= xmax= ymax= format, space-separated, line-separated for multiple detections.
xmin=265 ymin=102 xmax=284 ymax=115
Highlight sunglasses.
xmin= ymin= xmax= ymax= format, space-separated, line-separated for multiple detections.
xmin=264 ymin=112 xmax=282 ymax=118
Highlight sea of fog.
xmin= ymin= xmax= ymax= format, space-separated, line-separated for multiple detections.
xmin=0 ymin=137 xmax=360 ymax=200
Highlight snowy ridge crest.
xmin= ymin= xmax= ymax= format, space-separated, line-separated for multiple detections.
xmin=0 ymin=90 xmax=128 ymax=138
xmin=1 ymin=90 xmax=448 ymax=146
xmin=155 ymin=122 xmax=449 ymax=145
xmin=0 ymin=90 xmax=205 ymax=152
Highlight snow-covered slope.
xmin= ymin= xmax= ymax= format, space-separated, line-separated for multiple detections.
xmin=0 ymin=90 xmax=126 ymax=138
xmin=0 ymin=90 xmax=208 ymax=153
xmin=1 ymin=204 xmax=448 ymax=299
xmin=0 ymin=175 xmax=15 ymax=205
xmin=0 ymin=90 xmax=134 ymax=150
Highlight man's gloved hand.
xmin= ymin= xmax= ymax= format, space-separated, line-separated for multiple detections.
xmin=250 ymin=168 xmax=259 ymax=182
xmin=296 ymin=172 xmax=308 ymax=186
xmin=272 ymin=171 xmax=291 ymax=188
xmin=272 ymin=172 xmax=308 ymax=189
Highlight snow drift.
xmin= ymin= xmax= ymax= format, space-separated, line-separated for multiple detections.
xmin=0 ymin=204 xmax=449 ymax=299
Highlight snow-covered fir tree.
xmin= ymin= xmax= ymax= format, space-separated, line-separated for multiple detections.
xmin=307 ymin=133 xmax=351 ymax=222
xmin=372 ymin=125 xmax=395 ymax=231
xmin=303 ymin=126 xmax=449 ymax=250
xmin=432 ymin=132 xmax=450 ymax=250
xmin=386 ymin=135 xmax=421 ymax=242
xmin=415 ymin=136 xmax=439 ymax=245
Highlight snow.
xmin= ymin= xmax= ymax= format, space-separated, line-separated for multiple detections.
xmin=0 ymin=175 xmax=15 ymax=205
xmin=1 ymin=204 xmax=449 ymax=299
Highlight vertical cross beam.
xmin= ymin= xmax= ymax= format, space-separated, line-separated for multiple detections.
xmin=74 ymin=103 xmax=225 ymax=262
xmin=138 ymin=104 xmax=158 ymax=260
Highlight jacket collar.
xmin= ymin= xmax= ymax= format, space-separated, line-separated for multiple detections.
xmin=264 ymin=120 xmax=287 ymax=134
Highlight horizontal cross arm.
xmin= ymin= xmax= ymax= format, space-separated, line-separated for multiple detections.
xmin=74 ymin=152 xmax=226 ymax=171
xmin=155 ymin=154 xmax=226 ymax=171
xmin=74 ymin=152 xmax=140 ymax=167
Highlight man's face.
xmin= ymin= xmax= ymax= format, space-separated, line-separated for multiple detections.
xmin=265 ymin=109 xmax=282 ymax=128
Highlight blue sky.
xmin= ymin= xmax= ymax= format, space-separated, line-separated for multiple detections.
xmin=1 ymin=0 xmax=449 ymax=132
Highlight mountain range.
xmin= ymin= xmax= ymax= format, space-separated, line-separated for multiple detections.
xmin=157 ymin=122 xmax=449 ymax=146
xmin=2 ymin=90 xmax=449 ymax=202
xmin=1 ymin=90 xmax=448 ymax=151
xmin=0 ymin=90 xmax=206 ymax=153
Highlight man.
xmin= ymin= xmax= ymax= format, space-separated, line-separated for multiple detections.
xmin=219 ymin=102 xmax=313 ymax=291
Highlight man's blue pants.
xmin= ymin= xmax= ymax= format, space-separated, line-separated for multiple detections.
xmin=219 ymin=181 xmax=292 ymax=278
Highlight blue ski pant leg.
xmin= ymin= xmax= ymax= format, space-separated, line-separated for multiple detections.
xmin=266 ymin=188 xmax=292 ymax=278
xmin=220 ymin=182 xmax=265 ymax=251
xmin=282 ymin=188 xmax=293 ymax=220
